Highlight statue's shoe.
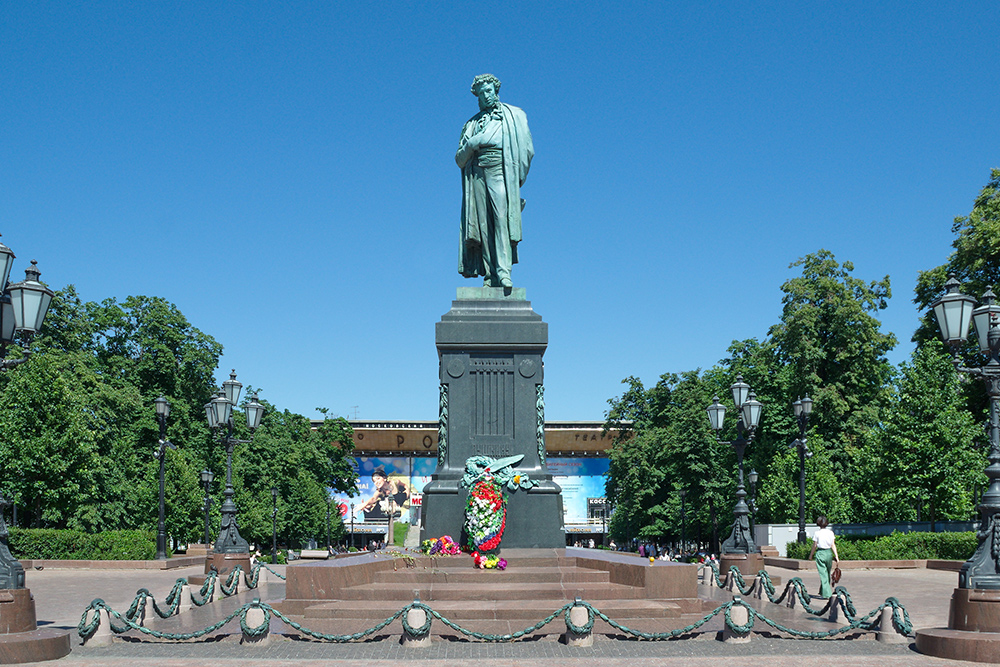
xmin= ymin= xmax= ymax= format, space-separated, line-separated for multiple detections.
xmin=500 ymin=278 xmax=512 ymax=288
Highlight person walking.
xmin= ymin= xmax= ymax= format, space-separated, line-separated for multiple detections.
xmin=808 ymin=515 xmax=840 ymax=598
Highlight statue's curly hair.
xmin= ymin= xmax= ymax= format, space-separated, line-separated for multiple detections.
xmin=471 ymin=73 xmax=501 ymax=96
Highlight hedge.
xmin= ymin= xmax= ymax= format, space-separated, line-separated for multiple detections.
xmin=786 ymin=531 xmax=977 ymax=561
xmin=8 ymin=528 xmax=162 ymax=560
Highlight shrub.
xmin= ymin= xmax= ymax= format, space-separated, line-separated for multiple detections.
xmin=8 ymin=528 xmax=161 ymax=560
xmin=785 ymin=531 xmax=977 ymax=561
xmin=258 ymin=550 xmax=288 ymax=565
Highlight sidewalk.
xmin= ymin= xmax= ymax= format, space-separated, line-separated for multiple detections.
xmin=10 ymin=561 xmax=971 ymax=666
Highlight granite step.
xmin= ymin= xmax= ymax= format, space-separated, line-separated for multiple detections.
xmin=335 ymin=580 xmax=648 ymax=601
xmin=294 ymin=597 xmax=687 ymax=621
xmin=372 ymin=565 xmax=610 ymax=585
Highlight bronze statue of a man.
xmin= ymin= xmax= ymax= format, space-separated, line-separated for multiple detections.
xmin=456 ymin=74 xmax=534 ymax=288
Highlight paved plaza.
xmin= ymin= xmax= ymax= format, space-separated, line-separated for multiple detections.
xmin=8 ymin=559 xmax=979 ymax=666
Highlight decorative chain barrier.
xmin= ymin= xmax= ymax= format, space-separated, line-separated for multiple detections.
xmin=702 ymin=561 xmax=913 ymax=636
xmin=98 ymin=561 xmax=288 ymax=621
xmin=77 ymin=593 xmax=912 ymax=644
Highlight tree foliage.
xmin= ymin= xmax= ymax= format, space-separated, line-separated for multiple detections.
xmin=0 ymin=286 xmax=357 ymax=551
xmin=603 ymin=247 xmax=985 ymax=543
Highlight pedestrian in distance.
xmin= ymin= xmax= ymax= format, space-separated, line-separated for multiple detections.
xmin=808 ymin=515 xmax=840 ymax=598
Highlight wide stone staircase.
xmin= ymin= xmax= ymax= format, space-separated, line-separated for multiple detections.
xmin=274 ymin=548 xmax=714 ymax=638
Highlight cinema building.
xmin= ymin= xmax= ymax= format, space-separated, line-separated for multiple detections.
xmin=321 ymin=420 xmax=617 ymax=548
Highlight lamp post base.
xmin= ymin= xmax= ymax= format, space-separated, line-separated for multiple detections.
xmin=207 ymin=553 xmax=252 ymax=578
xmin=0 ymin=588 xmax=71 ymax=663
xmin=915 ymin=588 xmax=1000 ymax=662
xmin=719 ymin=552 xmax=764 ymax=578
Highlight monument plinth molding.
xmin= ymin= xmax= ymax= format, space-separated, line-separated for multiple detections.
xmin=421 ymin=287 xmax=564 ymax=548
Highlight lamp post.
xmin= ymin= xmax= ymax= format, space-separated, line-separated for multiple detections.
xmin=790 ymin=396 xmax=814 ymax=543
xmin=928 ymin=275 xmax=1000 ymax=589
xmin=0 ymin=240 xmax=55 ymax=591
xmin=200 ymin=470 xmax=214 ymax=546
xmin=271 ymin=487 xmax=278 ymax=563
xmin=350 ymin=502 xmax=355 ymax=549
xmin=678 ymin=489 xmax=687 ymax=555
xmin=747 ymin=469 xmax=758 ymax=540
xmin=203 ymin=370 xmax=265 ymax=556
xmin=325 ymin=495 xmax=331 ymax=551
xmin=153 ymin=396 xmax=176 ymax=560
xmin=706 ymin=374 xmax=763 ymax=559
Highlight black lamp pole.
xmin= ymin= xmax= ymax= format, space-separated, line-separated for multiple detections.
xmin=930 ymin=276 xmax=1000 ymax=589
xmin=679 ymin=489 xmax=687 ymax=554
xmin=153 ymin=396 xmax=174 ymax=560
xmin=350 ymin=502 xmax=355 ymax=549
xmin=200 ymin=469 xmax=214 ymax=546
xmin=271 ymin=487 xmax=278 ymax=563
xmin=790 ymin=396 xmax=814 ymax=543
xmin=326 ymin=496 xmax=331 ymax=551
xmin=707 ymin=375 xmax=763 ymax=556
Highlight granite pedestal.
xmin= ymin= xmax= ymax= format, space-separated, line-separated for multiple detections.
xmin=421 ymin=287 xmax=564 ymax=548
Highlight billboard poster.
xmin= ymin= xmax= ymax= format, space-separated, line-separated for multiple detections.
xmin=547 ymin=457 xmax=609 ymax=523
xmin=330 ymin=457 xmax=439 ymax=525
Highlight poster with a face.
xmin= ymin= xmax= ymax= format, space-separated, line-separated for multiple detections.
xmin=330 ymin=457 xmax=416 ymax=523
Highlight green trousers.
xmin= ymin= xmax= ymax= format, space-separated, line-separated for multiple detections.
xmin=815 ymin=548 xmax=834 ymax=597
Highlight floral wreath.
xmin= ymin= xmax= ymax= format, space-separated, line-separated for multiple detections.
xmin=460 ymin=455 xmax=537 ymax=556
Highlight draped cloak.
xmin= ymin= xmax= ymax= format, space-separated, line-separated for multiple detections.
xmin=456 ymin=102 xmax=533 ymax=279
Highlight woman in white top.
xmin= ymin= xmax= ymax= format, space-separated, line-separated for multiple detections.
xmin=808 ymin=515 xmax=840 ymax=598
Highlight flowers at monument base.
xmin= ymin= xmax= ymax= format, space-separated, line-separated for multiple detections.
xmin=464 ymin=475 xmax=506 ymax=552
xmin=471 ymin=551 xmax=507 ymax=570
xmin=421 ymin=535 xmax=462 ymax=556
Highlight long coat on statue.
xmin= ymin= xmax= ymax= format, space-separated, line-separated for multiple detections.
xmin=456 ymin=102 xmax=533 ymax=279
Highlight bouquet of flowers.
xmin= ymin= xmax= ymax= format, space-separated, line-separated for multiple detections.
xmin=471 ymin=551 xmax=508 ymax=570
xmin=421 ymin=535 xmax=462 ymax=556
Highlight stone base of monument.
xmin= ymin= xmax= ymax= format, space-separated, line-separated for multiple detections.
xmin=916 ymin=587 xmax=1000 ymax=662
xmin=422 ymin=481 xmax=564 ymax=549
xmin=0 ymin=589 xmax=70 ymax=663
xmin=423 ymin=287 xmax=565 ymax=549
xmin=275 ymin=548 xmax=707 ymax=639
xmin=719 ymin=552 xmax=764 ymax=578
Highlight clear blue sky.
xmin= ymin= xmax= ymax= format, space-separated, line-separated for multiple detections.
xmin=3 ymin=2 xmax=998 ymax=421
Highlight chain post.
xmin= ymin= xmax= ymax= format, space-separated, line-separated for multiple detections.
xmin=564 ymin=598 xmax=594 ymax=647
xmin=877 ymin=605 xmax=908 ymax=644
xmin=177 ymin=583 xmax=192 ymax=615
xmin=723 ymin=597 xmax=752 ymax=643
xmin=401 ymin=597 xmax=432 ymax=648
xmin=81 ymin=606 xmax=113 ymax=646
xmin=240 ymin=599 xmax=271 ymax=646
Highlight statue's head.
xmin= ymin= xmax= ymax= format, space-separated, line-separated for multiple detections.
xmin=471 ymin=73 xmax=501 ymax=111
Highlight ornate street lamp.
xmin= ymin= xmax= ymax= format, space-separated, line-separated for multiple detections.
xmin=748 ymin=469 xmax=759 ymax=535
xmin=0 ymin=253 xmax=55 ymax=371
xmin=350 ymin=502 xmax=355 ymax=549
xmin=790 ymin=395 xmax=814 ymax=544
xmin=205 ymin=370 xmax=264 ymax=556
xmin=0 ymin=240 xmax=55 ymax=591
xmin=200 ymin=469 xmax=214 ymax=546
xmin=153 ymin=396 xmax=176 ymax=560
xmin=706 ymin=375 xmax=763 ymax=558
xmin=271 ymin=487 xmax=279 ymax=563
xmin=930 ymin=276 xmax=1000 ymax=589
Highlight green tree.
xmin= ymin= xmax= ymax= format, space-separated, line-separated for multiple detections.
xmin=915 ymin=168 xmax=1000 ymax=346
xmin=768 ymin=250 xmax=896 ymax=513
xmin=852 ymin=340 xmax=984 ymax=524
